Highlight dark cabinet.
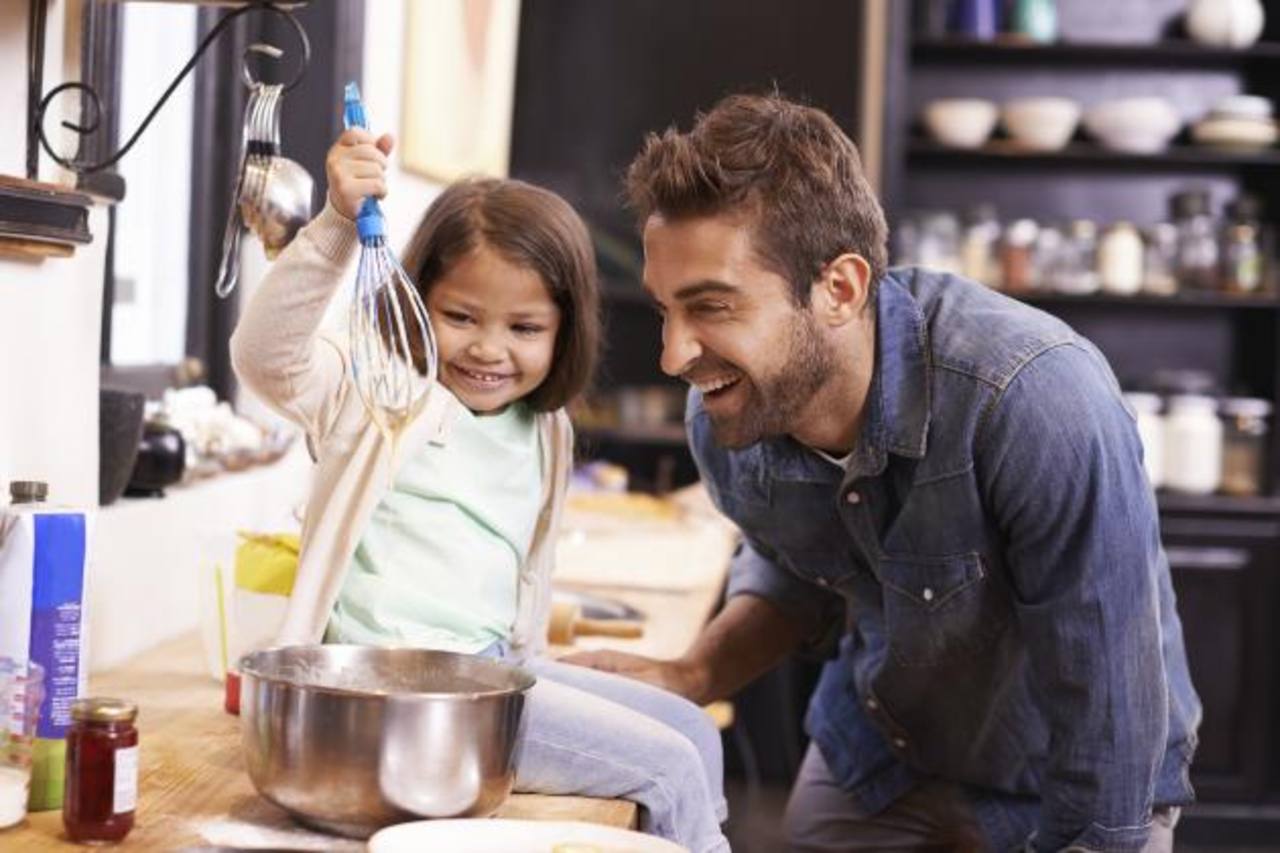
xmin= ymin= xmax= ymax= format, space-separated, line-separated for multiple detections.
xmin=882 ymin=0 xmax=1280 ymax=829
xmin=1161 ymin=499 xmax=1280 ymax=800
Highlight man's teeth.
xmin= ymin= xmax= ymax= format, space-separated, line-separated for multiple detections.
xmin=695 ymin=376 xmax=737 ymax=393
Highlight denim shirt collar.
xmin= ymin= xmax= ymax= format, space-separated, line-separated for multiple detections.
xmin=764 ymin=271 xmax=931 ymax=483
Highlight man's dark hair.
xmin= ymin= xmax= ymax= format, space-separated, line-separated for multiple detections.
xmin=625 ymin=92 xmax=889 ymax=304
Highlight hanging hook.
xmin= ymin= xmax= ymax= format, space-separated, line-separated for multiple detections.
xmin=242 ymin=43 xmax=284 ymax=89
xmin=34 ymin=1 xmax=311 ymax=175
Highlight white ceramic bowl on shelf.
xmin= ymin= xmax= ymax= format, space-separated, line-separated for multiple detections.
xmin=1001 ymin=97 xmax=1081 ymax=151
xmin=922 ymin=98 xmax=999 ymax=149
xmin=1083 ymin=97 xmax=1182 ymax=154
xmin=1191 ymin=116 xmax=1279 ymax=148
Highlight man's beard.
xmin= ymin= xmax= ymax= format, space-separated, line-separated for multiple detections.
xmin=706 ymin=310 xmax=837 ymax=449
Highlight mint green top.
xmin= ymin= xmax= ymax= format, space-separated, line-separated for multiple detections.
xmin=326 ymin=402 xmax=543 ymax=653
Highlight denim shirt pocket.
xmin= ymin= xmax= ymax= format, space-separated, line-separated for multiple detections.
xmin=878 ymin=551 xmax=1008 ymax=667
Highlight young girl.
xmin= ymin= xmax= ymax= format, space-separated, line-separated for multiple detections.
xmin=229 ymin=128 xmax=728 ymax=852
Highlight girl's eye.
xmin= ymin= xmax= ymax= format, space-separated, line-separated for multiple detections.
xmin=442 ymin=310 xmax=472 ymax=324
xmin=513 ymin=324 xmax=546 ymax=336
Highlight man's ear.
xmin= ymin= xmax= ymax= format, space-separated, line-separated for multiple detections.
xmin=811 ymin=253 xmax=872 ymax=325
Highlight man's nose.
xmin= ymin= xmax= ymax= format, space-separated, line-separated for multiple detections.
xmin=660 ymin=316 xmax=700 ymax=378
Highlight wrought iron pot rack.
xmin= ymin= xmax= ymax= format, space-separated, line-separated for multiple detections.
xmin=27 ymin=0 xmax=311 ymax=181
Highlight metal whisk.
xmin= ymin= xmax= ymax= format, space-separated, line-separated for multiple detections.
xmin=342 ymin=83 xmax=437 ymax=435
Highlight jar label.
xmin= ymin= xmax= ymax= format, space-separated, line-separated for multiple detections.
xmin=113 ymin=746 xmax=138 ymax=814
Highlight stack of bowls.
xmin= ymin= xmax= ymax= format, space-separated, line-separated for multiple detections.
xmin=1191 ymin=95 xmax=1278 ymax=150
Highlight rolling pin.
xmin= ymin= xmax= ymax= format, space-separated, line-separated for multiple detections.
xmin=548 ymin=600 xmax=644 ymax=645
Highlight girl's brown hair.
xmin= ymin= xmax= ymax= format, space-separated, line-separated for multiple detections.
xmin=400 ymin=177 xmax=600 ymax=412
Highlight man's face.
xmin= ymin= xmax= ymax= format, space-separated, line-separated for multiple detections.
xmin=643 ymin=213 xmax=837 ymax=449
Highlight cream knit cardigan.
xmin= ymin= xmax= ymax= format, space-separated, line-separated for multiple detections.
xmin=229 ymin=203 xmax=572 ymax=658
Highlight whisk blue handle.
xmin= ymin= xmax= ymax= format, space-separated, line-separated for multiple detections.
xmin=341 ymin=82 xmax=386 ymax=243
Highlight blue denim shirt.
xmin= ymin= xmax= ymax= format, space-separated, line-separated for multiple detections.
xmin=689 ymin=268 xmax=1201 ymax=852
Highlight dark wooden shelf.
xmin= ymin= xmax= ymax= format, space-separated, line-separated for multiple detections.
xmin=1158 ymin=491 xmax=1280 ymax=517
xmin=0 ymin=175 xmax=93 ymax=251
xmin=912 ymin=38 xmax=1280 ymax=67
xmin=576 ymin=424 xmax=688 ymax=447
xmin=907 ymin=139 xmax=1280 ymax=170
xmin=1016 ymin=290 xmax=1280 ymax=310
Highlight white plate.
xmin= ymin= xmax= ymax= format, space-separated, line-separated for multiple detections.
xmin=368 ymin=818 xmax=689 ymax=853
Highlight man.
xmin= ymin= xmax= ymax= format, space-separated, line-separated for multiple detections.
xmin=567 ymin=93 xmax=1200 ymax=852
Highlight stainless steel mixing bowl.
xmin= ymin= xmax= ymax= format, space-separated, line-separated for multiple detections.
xmin=238 ymin=644 xmax=535 ymax=838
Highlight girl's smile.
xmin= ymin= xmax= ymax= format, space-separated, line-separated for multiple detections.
xmin=426 ymin=243 xmax=562 ymax=413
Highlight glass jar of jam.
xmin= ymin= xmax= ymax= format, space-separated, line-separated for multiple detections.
xmin=63 ymin=697 xmax=138 ymax=843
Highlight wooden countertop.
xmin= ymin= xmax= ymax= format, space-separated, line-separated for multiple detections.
xmin=6 ymin=490 xmax=736 ymax=850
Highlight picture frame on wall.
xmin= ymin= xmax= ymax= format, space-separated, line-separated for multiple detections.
xmin=400 ymin=0 xmax=522 ymax=182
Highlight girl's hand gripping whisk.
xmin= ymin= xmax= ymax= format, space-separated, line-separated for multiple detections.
xmin=340 ymin=82 xmax=437 ymax=435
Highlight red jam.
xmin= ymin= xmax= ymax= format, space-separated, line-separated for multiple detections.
xmin=63 ymin=697 xmax=138 ymax=843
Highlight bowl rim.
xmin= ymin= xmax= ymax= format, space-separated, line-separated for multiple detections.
xmin=238 ymin=644 xmax=537 ymax=700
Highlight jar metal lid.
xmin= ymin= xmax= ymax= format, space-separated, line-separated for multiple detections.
xmin=1167 ymin=394 xmax=1218 ymax=413
xmin=9 ymin=481 xmax=48 ymax=502
xmin=1220 ymin=397 xmax=1273 ymax=418
xmin=1124 ymin=392 xmax=1162 ymax=413
xmin=71 ymin=697 xmax=138 ymax=724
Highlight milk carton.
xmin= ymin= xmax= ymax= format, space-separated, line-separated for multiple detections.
xmin=0 ymin=481 xmax=91 ymax=810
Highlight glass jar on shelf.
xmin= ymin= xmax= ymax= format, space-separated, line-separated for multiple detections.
xmin=1142 ymin=223 xmax=1179 ymax=296
xmin=1000 ymin=218 xmax=1039 ymax=293
xmin=1124 ymin=392 xmax=1165 ymax=488
xmin=1170 ymin=188 xmax=1219 ymax=292
xmin=1221 ymin=196 xmax=1264 ymax=294
xmin=917 ymin=212 xmax=962 ymax=275
xmin=1219 ymin=397 xmax=1271 ymax=496
xmin=1163 ymin=394 xmax=1223 ymax=495
xmin=961 ymin=204 xmax=1002 ymax=288
xmin=1098 ymin=221 xmax=1144 ymax=296
xmin=1051 ymin=219 xmax=1100 ymax=295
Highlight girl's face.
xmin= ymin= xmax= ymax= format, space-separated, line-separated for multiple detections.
xmin=426 ymin=243 xmax=562 ymax=414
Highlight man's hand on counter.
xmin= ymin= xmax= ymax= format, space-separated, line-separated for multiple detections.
xmin=559 ymin=649 xmax=707 ymax=703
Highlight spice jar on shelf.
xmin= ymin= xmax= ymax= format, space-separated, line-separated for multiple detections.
xmin=1163 ymin=394 xmax=1223 ymax=495
xmin=1171 ymin=188 xmax=1220 ymax=292
xmin=961 ymin=204 xmax=1002 ymax=287
xmin=1099 ymin=221 xmax=1144 ymax=296
xmin=1220 ymin=397 xmax=1271 ymax=496
xmin=1000 ymin=218 xmax=1039 ymax=293
xmin=1142 ymin=223 xmax=1179 ymax=296
xmin=1052 ymin=219 xmax=1101 ymax=295
xmin=63 ymin=697 xmax=138 ymax=843
xmin=1221 ymin=196 xmax=1264 ymax=294
xmin=1124 ymin=392 xmax=1165 ymax=488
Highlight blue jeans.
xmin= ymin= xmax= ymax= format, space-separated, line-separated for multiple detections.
xmin=490 ymin=648 xmax=729 ymax=853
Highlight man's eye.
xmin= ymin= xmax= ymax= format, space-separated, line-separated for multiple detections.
xmin=692 ymin=301 xmax=729 ymax=315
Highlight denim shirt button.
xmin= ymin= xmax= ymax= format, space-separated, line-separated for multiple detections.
xmin=865 ymin=696 xmax=879 ymax=711
xmin=891 ymin=737 xmax=907 ymax=749
xmin=815 ymin=577 xmax=829 ymax=587
xmin=922 ymin=587 xmax=934 ymax=602
xmin=845 ymin=490 xmax=861 ymax=505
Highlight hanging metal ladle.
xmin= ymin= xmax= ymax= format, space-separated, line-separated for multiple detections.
xmin=214 ymin=44 xmax=314 ymax=298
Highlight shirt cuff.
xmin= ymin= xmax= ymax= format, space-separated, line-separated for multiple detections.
xmin=725 ymin=538 xmax=839 ymax=640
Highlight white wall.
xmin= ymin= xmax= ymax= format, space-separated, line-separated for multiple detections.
xmin=362 ymin=0 xmax=445 ymax=250
xmin=0 ymin=0 xmax=105 ymax=510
